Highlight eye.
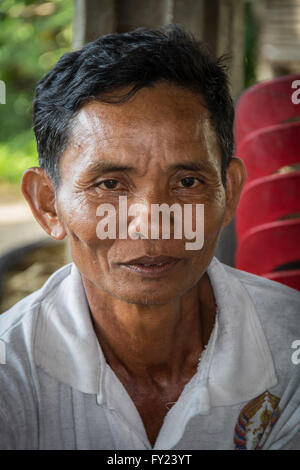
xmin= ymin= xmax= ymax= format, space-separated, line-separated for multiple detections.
xmin=98 ymin=179 xmax=119 ymax=190
xmin=179 ymin=177 xmax=199 ymax=188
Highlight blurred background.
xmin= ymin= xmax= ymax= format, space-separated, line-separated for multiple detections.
xmin=0 ymin=0 xmax=299 ymax=312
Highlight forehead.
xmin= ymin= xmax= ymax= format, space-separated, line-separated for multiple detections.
xmin=72 ymin=83 xmax=211 ymax=139
xmin=64 ymin=82 xmax=221 ymax=173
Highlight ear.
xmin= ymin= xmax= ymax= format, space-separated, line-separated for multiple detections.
xmin=21 ymin=167 xmax=66 ymax=240
xmin=222 ymin=157 xmax=247 ymax=228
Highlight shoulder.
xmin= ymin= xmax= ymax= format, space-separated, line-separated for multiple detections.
xmin=0 ymin=263 xmax=73 ymax=367
xmin=221 ymin=263 xmax=300 ymax=382
xmin=0 ymin=264 xmax=72 ymax=337
xmin=218 ymin=263 xmax=300 ymax=449
xmin=0 ymin=263 xmax=74 ymax=449
xmin=221 ymin=263 xmax=300 ymax=341
xmin=222 ymin=263 xmax=300 ymax=321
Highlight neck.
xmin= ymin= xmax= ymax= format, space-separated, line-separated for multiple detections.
xmin=83 ymin=272 xmax=216 ymax=382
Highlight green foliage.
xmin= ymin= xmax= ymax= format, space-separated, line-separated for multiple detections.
xmin=0 ymin=130 xmax=38 ymax=183
xmin=0 ymin=0 xmax=73 ymax=182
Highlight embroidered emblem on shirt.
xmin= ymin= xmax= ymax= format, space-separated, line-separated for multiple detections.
xmin=234 ymin=391 xmax=281 ymax=450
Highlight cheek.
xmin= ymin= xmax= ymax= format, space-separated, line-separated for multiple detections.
xmin=62 ymin=200 xmax=115 ymax=280
xmin=202 ymin=187 xmax=226 ymax=240
xmin=67 ymin=209 xmax=98 ymax=243
xmin=58 ymin=192 xmax=105 ymax=246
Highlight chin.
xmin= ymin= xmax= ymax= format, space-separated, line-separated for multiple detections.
xmin=111 ymin=285 xmax=183 ymax=306
xmin=117 ymin=295 xmax=177 ymax=306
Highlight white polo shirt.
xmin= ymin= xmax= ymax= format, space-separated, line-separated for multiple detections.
xmin=0 ymin=257 xmax=299 ymax=450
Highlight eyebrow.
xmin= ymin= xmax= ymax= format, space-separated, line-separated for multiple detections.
xmin=82 ymin=160 xmax=136 ymax=178
xmin=82 ymin=159 xmax=214 ymax=179
xmin=169 ymin=162 xmax=214 ymax=173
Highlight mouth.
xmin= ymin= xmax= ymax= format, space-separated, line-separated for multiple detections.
xmin=120 ymin=255 xmax=180 ymax=278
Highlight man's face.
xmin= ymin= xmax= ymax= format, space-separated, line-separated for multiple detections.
xmin=55 ymin=82 xmax=229 ymax=305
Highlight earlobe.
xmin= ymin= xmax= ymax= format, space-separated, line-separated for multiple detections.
xmin=21 ymin=167 xmax=66 ymax=240
xmin=222 ymin=157 xmax=247 ymax=228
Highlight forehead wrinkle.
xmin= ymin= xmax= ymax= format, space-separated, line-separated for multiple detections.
xmin=67 ymin=94 xmax=219 ymax=177
xmin=71 ymin=93 xmax=210 ymax=145
xmin=69 ymin=126 xmax=217 ymax=180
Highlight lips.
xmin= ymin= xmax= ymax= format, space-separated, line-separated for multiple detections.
xmin=123 ymin=255 xmax=179 ymax=266
xmin=121 ymin=255 xmax=180 ymax=278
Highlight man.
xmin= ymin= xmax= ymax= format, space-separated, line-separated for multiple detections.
xmin=0 ymin=25 xmax=299 ymax=450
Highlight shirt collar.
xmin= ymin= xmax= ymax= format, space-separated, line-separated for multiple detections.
xmin=34 ymin=257 xmax=277 ymax=405
xmin=34 ymin=263 xmax=102 ymax=394
xmin=206 ymin=257 xmax=277 ymax=406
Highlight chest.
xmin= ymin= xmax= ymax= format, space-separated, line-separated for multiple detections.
xmin=120 ymin=380 xmax=189 ymax=447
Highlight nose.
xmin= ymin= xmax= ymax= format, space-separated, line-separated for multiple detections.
xmin=127 ymin=196 xmax=180 ymax=240
xmin=127 ymin=199 xmax=155 ymax=240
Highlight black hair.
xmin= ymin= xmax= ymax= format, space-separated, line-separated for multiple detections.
xmin=33 ymin=24 xmax=234 ymax=188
